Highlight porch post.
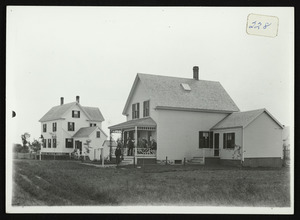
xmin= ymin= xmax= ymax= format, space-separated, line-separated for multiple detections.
xmin=101 ymin=148 xmax=104 ymax=167
xmin=121 ymin=130 xmax=124 ymax=160
xmin=134 ymin=126 xmax=138 ymax=165
xmin=109 ymin=130 xmax=112 ymax=161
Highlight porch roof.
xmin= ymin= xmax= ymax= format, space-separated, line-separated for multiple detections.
xmin=108 ymin=117 xmax=157 ymax=131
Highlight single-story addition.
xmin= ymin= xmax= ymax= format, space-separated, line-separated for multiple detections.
xmin=210 ymin=108 xmax=283 ymax=167
xmin=109 ymin=66 xmax=284 ymax=167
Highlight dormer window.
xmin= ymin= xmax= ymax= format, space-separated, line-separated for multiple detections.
xmin=180 ymin=83 xmax=191 ymax=91
xmin=132 ymin=103 xmax=140 ymax=119
xmin=72 ymin=110 xmax=80 ymax=118
xmin=90 ymin=123 xmax=97 ymax=127
xmin=143 ymin=100 xmax=150 ymax=117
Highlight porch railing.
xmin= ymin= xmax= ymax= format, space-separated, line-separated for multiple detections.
xmin=110 ymin=146 xmax=156 ymax=157
xmin=136 ymin=148 xmax=156 ymax=156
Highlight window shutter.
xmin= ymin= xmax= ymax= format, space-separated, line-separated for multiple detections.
xmin=132 ymin=104 xmax=134 ymax=119
xmin=78 ymin=111 xmax=80 ymax=118
xmin=232 ymin=133 xmax=235 ymax=148
xmin=137 ymin=103 xmax=140 ymax=118
xmin=72 ymin=111 xmax=74 ymax=117
xmin=223 ymin=133 xmax=226 ymax=149
xmin=209 ymin=132 xmax=213 ymax=148
xmin=199 ymin=132 xmax=203 ymax=148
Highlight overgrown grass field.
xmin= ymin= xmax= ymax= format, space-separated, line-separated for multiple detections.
xmin=12 ymin=159 xmax=290 ymax=206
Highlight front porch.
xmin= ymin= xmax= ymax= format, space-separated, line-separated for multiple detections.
xmin=108 ymin=117 xmax=157 ymax=164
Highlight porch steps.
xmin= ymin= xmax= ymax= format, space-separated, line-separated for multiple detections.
xmin=119 ymin=156 xmax=134 ymax=166
xmin=187 ymin=157 xmax=205 ymax=165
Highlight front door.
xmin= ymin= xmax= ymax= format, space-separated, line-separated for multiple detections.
xmin=75 ymin=141 xmax=82 ymax=154
xmin=214 ymin=133 xmax=219 ymax=156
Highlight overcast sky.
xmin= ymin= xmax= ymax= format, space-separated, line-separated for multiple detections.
xmin=6 ymin=7 xmax=294 ymax=144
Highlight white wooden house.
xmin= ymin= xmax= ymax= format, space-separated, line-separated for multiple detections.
xmin=39 ymin=96 xmax=107 ymax=160
xmin=109 ymin=67 xmax=283 ymax=167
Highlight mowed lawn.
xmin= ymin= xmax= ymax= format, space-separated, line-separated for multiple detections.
xmin=12 ymin=159 xmax=290 ymax=207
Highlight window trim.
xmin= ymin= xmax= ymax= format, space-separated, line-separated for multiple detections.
xmin=223 ymin=132 xmax=235 ymax=149
xmin=65 ymin=138 xmax=74 ymax=148
xmin=72 ymin=110 xmax=80 ymax=118
xmin=53 ymin=138 xmax=57 ymax=148
xmin=199 ymin=131 xmax=213 ymax=149
xmin=96 ymin=131 xmax=101 ymax=138
xmin=143 ymin=100 xmax=150 ymax=117
xmin=48 ymin=139 xmax=51 ymax=148
xmin=132 ymin=103 xmax=140 ymax=119
xmin=52 ymin=122 xmax=57 ymax=132
xmin=68 ymin=122 xmax=75 ymax=131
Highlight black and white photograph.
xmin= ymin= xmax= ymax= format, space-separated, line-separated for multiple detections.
xmin=6 ymin=6 xmax=294 ymax=214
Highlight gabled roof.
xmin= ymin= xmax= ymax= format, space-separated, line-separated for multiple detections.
xmin=211 ymin=108 xmax=283 ymax=130
xmin=108 ymin=117 xmax=156 ymax=131
xmin=83 ymin=106 xmax=105 ymax=122
xmin=39 ymin=102 xmax=105 ymax=122
xmin=102 ymin=140 xmax=117 ymax=147
xmin=122 ymin=73 xmax=239 ymax=115
xmin=73 ymin=126 xmax=108 ymax=138
xmin=73 ymin=127 xmax=98 ymax=138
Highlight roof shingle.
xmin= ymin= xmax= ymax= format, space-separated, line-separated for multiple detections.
xmin=39 ymin=102 xmax=105 ymax=122
xmin=73 ymin=127 xmax=98 ymax=138
xmin=123 ymin=73 xmax=240 ymax=114
xmin=211 ymin=109 xmax=270 ymax=129
xmin=108 ymin=117 xmax=156 ymax=131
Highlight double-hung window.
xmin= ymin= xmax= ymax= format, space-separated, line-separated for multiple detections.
xmin=43 ymin=139 xmax=46 ymax=148
xmin=223 ymin=133 xmax=235 ymax=149
xmin=53 ymin=138 xmax=57 ymax=148
xmin=132 ymin=103 xmax=140 ymax=119
xmin=48 ymin=139 xmax=51 ymax=148
xmin=199 ymin=131 xmax=213 ymax=148
xmin=143 ymin=100 xmax=150 ymax=117
xmin=72 ymin=110 xmax=80 ymax=118
xmin=68 ymin=122 xmax=75 ymax=131
xmin=52 ymin=122 xmax=57 ymax=132
xmin=96 ymin=131 xmax=100 ymax=138
xmin=65 ymin=138 xmax=73 ymax=148
xmin=43 ymin=124 xmax=47 ymax=132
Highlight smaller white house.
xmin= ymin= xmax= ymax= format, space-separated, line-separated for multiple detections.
xmin=73 ymin=126 xmax=107 ymax=161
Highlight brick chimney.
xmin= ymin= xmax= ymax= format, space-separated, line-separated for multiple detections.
xmin=76 ymin=96 xmax=80 ymax=103
xmin=60 ymin=97 xmax=64 ymax=105
xmin=193 ymin=66 xmax=199 ymax=80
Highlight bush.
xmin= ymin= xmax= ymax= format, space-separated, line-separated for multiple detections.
xmin=13 ymin=144 xmax=24 ymax=153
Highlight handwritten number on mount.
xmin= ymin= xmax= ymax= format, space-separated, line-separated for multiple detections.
xmin=263 ymin=23 xmax=272 ymax=29
xmin=249 ymin=21 xmax=272 ymax=30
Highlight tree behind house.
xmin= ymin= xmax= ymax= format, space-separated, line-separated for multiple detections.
xmin=20 ymin=132 xmax=30 ymax=153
